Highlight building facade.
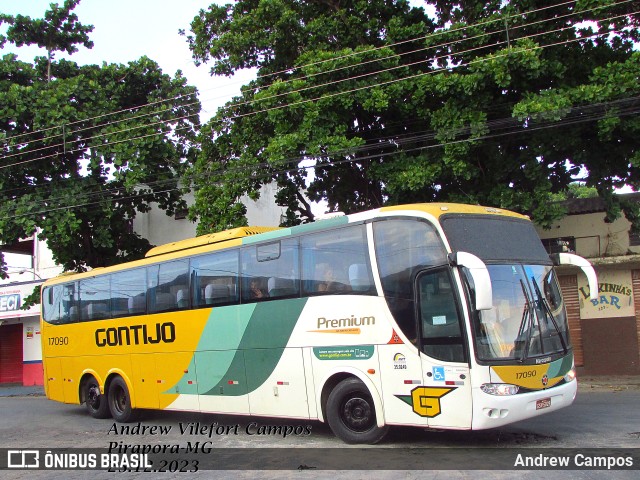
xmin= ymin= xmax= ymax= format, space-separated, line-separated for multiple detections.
xmin=536 ymin=194 xmax=640 ymax=375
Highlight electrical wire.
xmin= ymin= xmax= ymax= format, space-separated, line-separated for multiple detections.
xmin=0 ymin=0 xmax=631 ymax=149
xmin=0 ymin=1 xmax=637 ymax=215
xmin=4 ymin=94 xmax=639 ymax=219
xmin=226 ymin=19 xmax=639 ymax=120
xmin=2 ymin=88 xmax=639 ymax=203
xmin=210 ymin=0 xmax=636 ymax=112
xmin=2 ymin=11 xmax=634 ymax=172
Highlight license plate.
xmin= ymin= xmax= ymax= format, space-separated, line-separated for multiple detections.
xmin=536 ymin=398 xmax=551 ymax=410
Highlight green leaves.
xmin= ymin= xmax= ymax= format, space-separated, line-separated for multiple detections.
xmin=1 ymin=0 xmax=94 ymax=81
xmin=187 ymin=0 xmax=433 ymax=228
xmin=183 ymin=0 xmax=639 ymax=232
xmin=1 ymin=0 xmax=93 ymax=54
xmin=0 ymin=5 xmax=201 ymax=273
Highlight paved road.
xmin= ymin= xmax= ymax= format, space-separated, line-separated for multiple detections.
xmin=2 ymin=390 xmax=639 ymax=449
xmin=0 ymin=385 xmax=638 ymax=479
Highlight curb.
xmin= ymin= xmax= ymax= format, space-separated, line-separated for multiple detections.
xmin=0 ymin=386 xmax=45 ymax=398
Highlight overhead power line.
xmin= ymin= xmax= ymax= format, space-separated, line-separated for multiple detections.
xmin=0 ymin=0 xmax=637 ymax=218
xmin=4 ymin=94 xmax=639 ymax=219
xmin=0 ymin=0 xmax=631 ymax=150
xmin=222 ymin=0 xmax=635 ymax=111
xmin=0 ymin=28 xmax=636 ymax=210
xmin=226 ymin=18 xmax=639 ymax=120
xmin=228 ymin=0 xmax=587 ymax=95
xmin=1 ymin=6 xmax=634 ymax=172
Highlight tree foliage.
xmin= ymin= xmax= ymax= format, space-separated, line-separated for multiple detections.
xmin=0 ymin=1 xmax=201 ymax=281
xmin=550 ymin=183 xmax=599 ymax=201
xmin=185 ymin=0 xmax=640 ymax=233
xmin=0 ymin=0 xmax=94 ymax=81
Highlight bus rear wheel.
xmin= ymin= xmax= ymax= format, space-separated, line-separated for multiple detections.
xmin=107 ymin=376 xmax=138 ymax=423
xmin=84 ymin=377 xmax=110 ymax=419
xmin=326 ymin=378 xmax=389 ymax=444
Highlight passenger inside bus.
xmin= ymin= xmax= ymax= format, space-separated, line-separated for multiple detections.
xmin=248 ymin=278 xmax=266 ymax=299
xmin=316 ymin=263 xmax=348 ymax=293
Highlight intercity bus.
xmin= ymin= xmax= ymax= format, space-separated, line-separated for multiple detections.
xmin=40 ymin=203 xmax=597 ymax=444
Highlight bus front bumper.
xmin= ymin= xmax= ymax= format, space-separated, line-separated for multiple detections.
xmin=471 ymin=379 xmax=578 ymax=430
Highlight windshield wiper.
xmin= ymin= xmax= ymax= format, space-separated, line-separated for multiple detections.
xmin=516 ymin=279 xmax=533 ymax=363
xmin=530 ymin=277 xmax=568 ymax=355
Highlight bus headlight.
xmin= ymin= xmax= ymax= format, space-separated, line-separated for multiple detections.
xmin=563 ymin=367 xmax=576 ymax=383
xmin=481 ymin=383 xmax=519 ymax=396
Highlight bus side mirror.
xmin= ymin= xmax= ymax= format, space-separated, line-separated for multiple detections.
xmin=448 ymin=252 xmax=493 ymax=311
xmin=550 ymin=253 xmax=598 ymax=301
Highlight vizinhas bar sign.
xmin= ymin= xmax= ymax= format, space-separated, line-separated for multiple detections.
xmin=578 ymin=270 xmax=633 ymax=319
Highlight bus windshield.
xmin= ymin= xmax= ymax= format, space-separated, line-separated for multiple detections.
xmin=473 ymin=265 xmax=569 ymax=361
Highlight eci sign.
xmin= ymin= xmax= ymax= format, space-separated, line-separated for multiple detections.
xmin=0 ymin=294 xmax=21 ymax=312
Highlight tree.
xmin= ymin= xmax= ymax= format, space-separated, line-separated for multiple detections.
xmin=0 ymin=1 xmax=201 ymax=286
xmin=550 ymin=183 xmax=599 ymax=202
xmin=0 ymin=0 xmax=94 ymax=81
xmin=184 ymin=0 xmax=639 ymax=233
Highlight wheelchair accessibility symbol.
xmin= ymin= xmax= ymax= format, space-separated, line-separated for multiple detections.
xmin=432 ymin=366 xmax=445 ymax=381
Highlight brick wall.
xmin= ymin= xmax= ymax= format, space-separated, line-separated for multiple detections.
xmin=559 ymin=275 xmax=582 ymax=367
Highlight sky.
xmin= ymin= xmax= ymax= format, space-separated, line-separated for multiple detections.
xmin=0 ymin=1 xmax=432 ymax=119
xmin=0 ymin=1 xmax=257 ymax=270
xmin=0 ymin=0 xmax=256 ymax=120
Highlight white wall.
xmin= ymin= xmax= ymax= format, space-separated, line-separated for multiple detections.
xmin=22 ymin=317 xmax=42 ymax=362
xmin=536 ymin=212 xmax=638 ymax=258
xmin=133 ymin=183 xmax=286 ymax=247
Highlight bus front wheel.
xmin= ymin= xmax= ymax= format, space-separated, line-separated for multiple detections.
xmin=326 ymin=378 xmax=389 ymax=444
xmin=107 ymin=377 xmax=138 ymax=423
xmin=84 ymin=377 xmax=110 ymax=419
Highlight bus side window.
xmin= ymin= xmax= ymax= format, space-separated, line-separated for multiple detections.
xmin=191 ymin=250 xmax=239 ymax=307
xmin=42 ymin=286 xmax=54 ymax=323
xmin=149 ymin=260 xmax=189 ymax=313
xmin=43 ymin=285 xmax=68 ymax=324
xmin=112 ymin=268 xmax=146 ymax=317
xmin=79 ymin=276 xmax=111 ymax=321
xmin=418 ymin=269 xmax=466 ymax=363
xmin=241 ymin=239 xmax=299 ymax=302
xmin=373 ymin=219 xmax=448 ymax=346
xmin=301 ymin=225 xmax=374 ymax=296
xmin=63 ymin=283 xmax=78 ymax=324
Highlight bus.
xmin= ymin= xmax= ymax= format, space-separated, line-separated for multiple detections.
xmin=40 ymin=203 xmax=597 ymax=444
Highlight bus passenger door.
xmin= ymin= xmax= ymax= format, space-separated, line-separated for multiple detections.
xmin=417 ymin=268 xmax=472 ymax=429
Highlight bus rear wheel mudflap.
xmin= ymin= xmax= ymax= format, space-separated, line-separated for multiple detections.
xmin=107 ymin=376 xmax=139 ymax=423
xmin=83 ymin=376 xmax=111 ymax=419
xmin=326 ymin=377 xmax=389 ymax=444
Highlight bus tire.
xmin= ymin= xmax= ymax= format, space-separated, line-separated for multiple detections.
xmin=84 ymin=377 xmax=110 ymax=419
xmin=107 ymin=376 xmax=138 ymax=423
xmin=326 ymin=377 xmax=389 ymax=444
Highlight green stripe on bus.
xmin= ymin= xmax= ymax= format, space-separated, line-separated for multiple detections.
xmin=547 ymin=353 xmax=573 ymax=379
xmin=241 ymin=216 xmax=350 ymax=245
xmin=242 ymin=228 xmax=292 ymax=244
xmin=168 ymin=298 xmax=308 ymax=396
xmin=291 ymin=216 xmax=349 ymax=234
